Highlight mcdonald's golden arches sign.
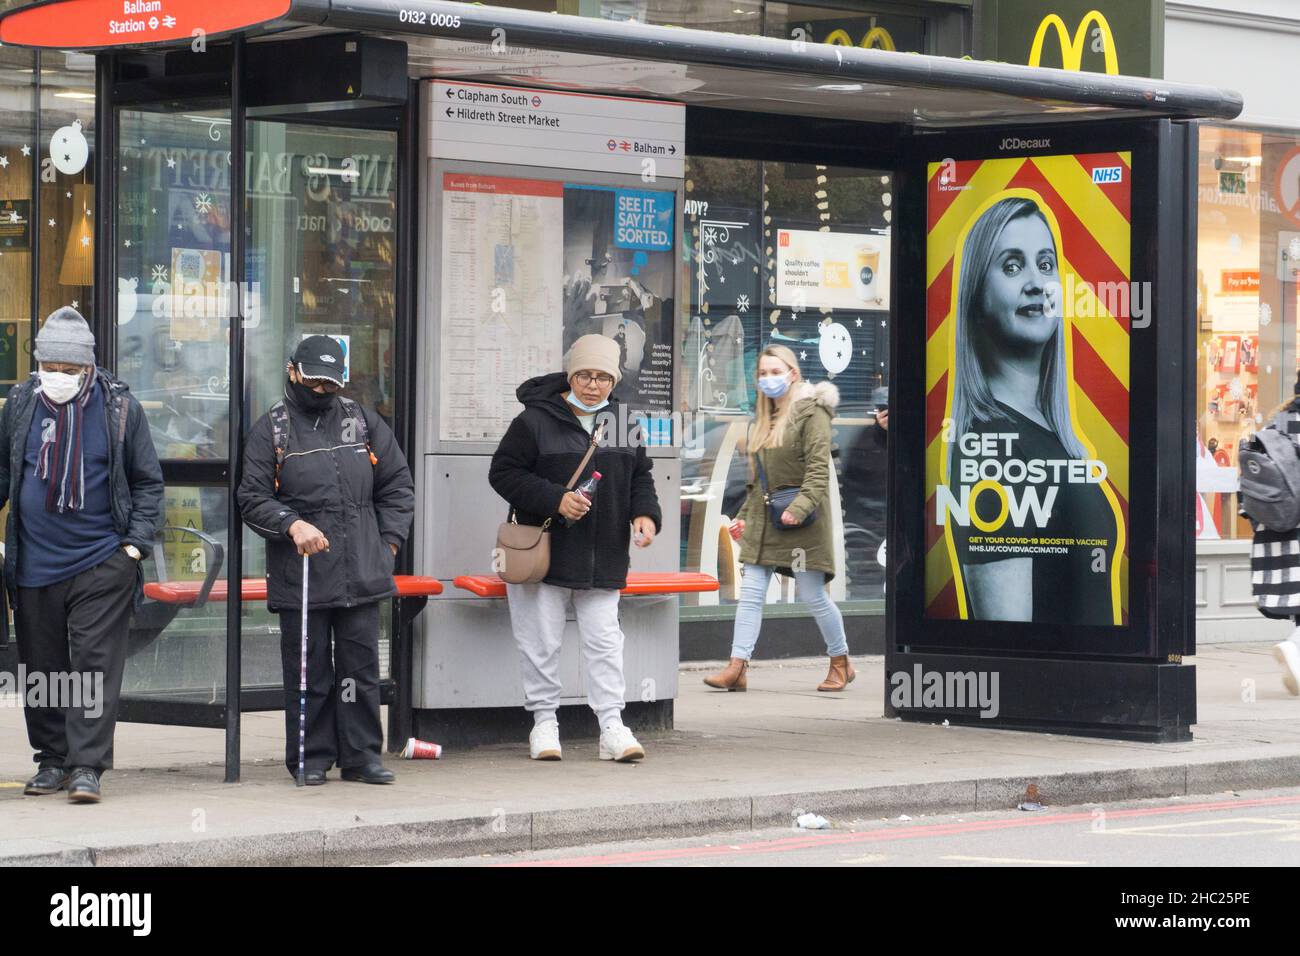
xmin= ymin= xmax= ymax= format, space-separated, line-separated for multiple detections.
xmin=979 ymin=0 xmax=1164 ymax=79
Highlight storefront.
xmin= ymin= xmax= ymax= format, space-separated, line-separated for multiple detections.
xmin=0 ymin=0 xmax=1237 ymax=771
xmin=1164 ymin=0 xmax=1300 ymax=641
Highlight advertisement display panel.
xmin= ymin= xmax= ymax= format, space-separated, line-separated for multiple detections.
xmin=923 ymin=151 xmax=1133 ymax=628
xmin=775 ymin=227 xmax=890 ymax=311
xmin=562 ymin=184 xmax=676 ymax=426
xmin=436 ymin=169 xmax=677 ymax=445
xmin=889 ymin=123 xmax=1199 ymax=738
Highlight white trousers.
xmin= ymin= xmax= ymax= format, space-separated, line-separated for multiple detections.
xmin=505 ymin=582 xmax=626 ymax=727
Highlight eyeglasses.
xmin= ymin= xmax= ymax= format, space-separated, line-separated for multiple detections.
xmin=573 ymin=372 xmax=615 ymax=387
xmin=302 ymin=377 xmax=343 ymax=394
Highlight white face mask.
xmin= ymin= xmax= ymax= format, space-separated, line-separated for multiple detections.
xmin=39 ymin=370 xmax=84 ymax=405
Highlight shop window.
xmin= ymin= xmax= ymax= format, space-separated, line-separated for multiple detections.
xmin=680 ymin=156 xmax=891 ymax=616
xmin=598 ymin=0 xmax=763 ymax=33
xmin=1195 ymin=126 xmax=1300 ymax=542
xmin=37 ymin=53 xmax=97 ymax=332
xmin=763 ymin=2 xmax=927 ymax=52
xmin=115 ymin=104 xmax=233 ymax=462
xmin=244 ymin=120 xmax=399 ymax=424
xmin=0 ymin=47 xmax=36 ymax=385
xmin=0 ymin=47 xmax=37 ymax=598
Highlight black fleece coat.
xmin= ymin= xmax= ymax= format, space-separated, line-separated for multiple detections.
xmin=237 ymin=386 xmax=415 ymax=612
xmin=489 ymin=373 xmax=662 ymax=591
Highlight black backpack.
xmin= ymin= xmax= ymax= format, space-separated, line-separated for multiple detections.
xmin=269 ymin=396 xmax=374 ymax=492
xmin=1238 ymin=410 xmax=1300 ymax=532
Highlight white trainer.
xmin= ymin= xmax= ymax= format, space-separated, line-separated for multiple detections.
xmin=598 ymin=723 xmax=645 ymax=762
xmin=529 ymin=719 xmax=562 ymax=760
xmin=1273 ymin=641 xmax=1300 ymax=696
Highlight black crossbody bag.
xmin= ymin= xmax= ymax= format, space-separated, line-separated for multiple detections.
xmin=754 ymin=448 xmax=816 ymax=531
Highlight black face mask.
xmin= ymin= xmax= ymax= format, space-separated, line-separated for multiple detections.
xmin=287 ymin=378 xmax=335 ymax=412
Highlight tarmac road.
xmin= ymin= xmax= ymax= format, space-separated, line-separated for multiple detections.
xmin=400 ymin=786 xmax=1300 ymax=868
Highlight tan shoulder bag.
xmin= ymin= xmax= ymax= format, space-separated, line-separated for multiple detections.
xmin=495 ymin=426 xmax=602 ymax=585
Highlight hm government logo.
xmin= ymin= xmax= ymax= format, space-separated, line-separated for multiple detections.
xmin=1028 ymin=10 xmax=1118 ymax=75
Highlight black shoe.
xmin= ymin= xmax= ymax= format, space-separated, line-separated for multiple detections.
xmin=66 ymin=767 xmax=101 ymax=804
xmin=340 ymin=763 xmax=395 ymax=785
xmin=287 ymin=768 xmax=328 ymax=786
xmin=24 ymin=767 xmax=68 ymax=795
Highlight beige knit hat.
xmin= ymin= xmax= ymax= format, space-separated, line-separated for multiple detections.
xmin=564 ymin=333 xmax=622 ymax=385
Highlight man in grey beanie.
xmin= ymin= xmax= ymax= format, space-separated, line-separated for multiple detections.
xmin=0 ymin=307 xmax=164 ymax=803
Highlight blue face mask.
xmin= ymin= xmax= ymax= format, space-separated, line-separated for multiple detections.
xmin=757 ymin=374 xmax=790 ymax=399
xmin=567 ymin=391 xmax=609 ymax=414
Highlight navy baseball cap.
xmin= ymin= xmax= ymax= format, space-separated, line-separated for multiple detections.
xmin=292 ymin=335 xmax=345 ymax=387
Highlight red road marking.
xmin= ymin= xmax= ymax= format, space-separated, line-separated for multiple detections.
xmin=495 ymin=793 xmax=1300 ymax=867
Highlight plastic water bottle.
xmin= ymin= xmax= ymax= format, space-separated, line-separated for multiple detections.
xmin=563 ymin=471 xmax=601 ymax=526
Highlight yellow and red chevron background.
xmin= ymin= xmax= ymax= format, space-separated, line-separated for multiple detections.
xmin=923 ymin=152 xmax=1131 ymax=622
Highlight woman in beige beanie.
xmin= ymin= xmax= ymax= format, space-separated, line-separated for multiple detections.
xmin=490 ymin=334 xmax=662 ymax=763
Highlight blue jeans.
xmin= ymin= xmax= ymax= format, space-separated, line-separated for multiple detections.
xmin=730 ymin=563 xmax=848 ymax=660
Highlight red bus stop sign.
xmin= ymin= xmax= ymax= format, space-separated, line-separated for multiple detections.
xmin=0 ymin=0 xmax=292 ymax=49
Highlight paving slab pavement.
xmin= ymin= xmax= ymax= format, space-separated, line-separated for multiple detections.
xmin=0 ymin=644 xmax=1297 ymax=865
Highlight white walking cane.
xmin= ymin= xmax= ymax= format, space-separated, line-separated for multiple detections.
xmin=296 ymin=552 xmax=309 ymax=788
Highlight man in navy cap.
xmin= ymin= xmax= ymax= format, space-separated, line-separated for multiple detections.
xmin=237 ymin=335 xmax=414 ymax=785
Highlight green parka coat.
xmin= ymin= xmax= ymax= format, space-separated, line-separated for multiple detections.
xmin=737 ymin=380 xmax=840 ymax=579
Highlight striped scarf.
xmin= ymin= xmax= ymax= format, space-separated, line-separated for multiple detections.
xmin=35 ymin=371 xmax=96 ymax=513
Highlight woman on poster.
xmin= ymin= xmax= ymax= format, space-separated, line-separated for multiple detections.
xmin=945 ymin=196 xmax=1118 ymax=625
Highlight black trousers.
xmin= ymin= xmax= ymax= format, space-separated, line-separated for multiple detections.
xmin=15 ymin=549 xmax=138 ymax=773
xmin=278 ymin=602 xmax=382 ymax=776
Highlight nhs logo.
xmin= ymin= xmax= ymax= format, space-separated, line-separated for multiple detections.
xmin=1092 ymin=166 xmax=1123 ymax=184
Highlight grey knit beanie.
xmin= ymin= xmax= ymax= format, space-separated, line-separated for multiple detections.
xmin=34 ymin=306 xmax=95 ymax=366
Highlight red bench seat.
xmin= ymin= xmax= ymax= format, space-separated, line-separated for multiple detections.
xmin=145 ymin=575 xmax=444 ymax=606
xmin=452 ymin=572 xmax=718 ymax=598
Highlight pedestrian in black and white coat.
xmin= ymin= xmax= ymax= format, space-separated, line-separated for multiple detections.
xmin=1245 ymin=376 xmax=1300 ymax=696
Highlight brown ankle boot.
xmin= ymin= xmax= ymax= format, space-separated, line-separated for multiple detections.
xmin=703 ymin=657 xmax=749 ymax=692
xmin=817 ymin=655 xmax=856 ymax=692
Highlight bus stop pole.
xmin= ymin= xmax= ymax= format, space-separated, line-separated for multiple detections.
xmin=224 ymin=35 xmax=247 ymax=784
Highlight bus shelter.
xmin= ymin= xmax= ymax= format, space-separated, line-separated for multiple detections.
xmin=0 ymin=0 xmax=1242 ymax=778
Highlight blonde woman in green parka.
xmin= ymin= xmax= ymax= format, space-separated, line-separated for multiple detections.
xmin=704 ymin=344 xmax=854 ymax=694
